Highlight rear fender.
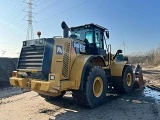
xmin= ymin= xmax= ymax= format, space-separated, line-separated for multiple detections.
xmin=70 ymin=55 xmax=106 ymax=90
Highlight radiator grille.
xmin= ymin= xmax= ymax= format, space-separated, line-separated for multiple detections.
xmin=17 ymin=46 xmax=44 ymax=70
xmin=62 ymin=42 xmax=70 ymax=77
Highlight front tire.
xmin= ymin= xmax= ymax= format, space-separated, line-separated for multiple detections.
xmin=113 ymin=66 xmax=134 ymax=93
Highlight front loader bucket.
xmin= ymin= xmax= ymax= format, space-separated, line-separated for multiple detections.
xmin=134 ymin=64 xmax=145 ymax=89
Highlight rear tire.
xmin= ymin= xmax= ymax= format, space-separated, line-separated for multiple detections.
xmin=72 ymin=66 xmax=107 ymax=108
xmin=113 ymin=66 xmax=134 ymax=94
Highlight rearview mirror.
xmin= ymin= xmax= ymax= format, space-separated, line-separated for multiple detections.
xmin=117 ymin=49 xmax=122 ymax=54
xmin=106 ymin=30 xmax=109 ymax=39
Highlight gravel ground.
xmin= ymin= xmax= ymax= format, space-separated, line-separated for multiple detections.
xmin=0 ymin=67 xmax=160 ymax=120
xmin=0 ymin=87 xmax=22 ymax=98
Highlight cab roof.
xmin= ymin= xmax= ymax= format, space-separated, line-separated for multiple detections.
xmin=70 ymin=23 xmax=108 ymax=32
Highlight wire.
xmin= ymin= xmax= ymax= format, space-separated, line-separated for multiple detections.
xmin=0 ymin=12 xmax=24 ymax=38
xmin=37 ymin=0 xmax=65 ymax=13
xmin=1 ymin=0 xmax=36 ymax=41
xmin=2 ymin=2 xmax=23 ymax=23
xmin=1 ymin=0 xmax=91 ymax=47
xmin=11 ymin=29 xmax=26 ymax=41
xmin=36 ymin=0 xmax=49 ymax=6
xmin=0 ymin=2 xmax=24 ymax=34
xmin=39 ymin=0 xmax=91 ymax=22
xmin=1 ymin=22 xmax=25 ymax=40
xmin=8 ymin=22 xmax=37 ymax=43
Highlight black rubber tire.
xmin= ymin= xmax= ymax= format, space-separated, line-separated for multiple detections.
xmin=72 ymin=66 xmax=107 ymax=108
xmin=113 ymin=66 xmax=134 ymax=94
xmin=39 ymin=91 xmax=66 ymax=100
xmin=133 ymin=80 xmax=139 ymax=89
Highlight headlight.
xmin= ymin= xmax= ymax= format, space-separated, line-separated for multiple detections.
xmin=50 ymin=75 xmax=55 ymax=80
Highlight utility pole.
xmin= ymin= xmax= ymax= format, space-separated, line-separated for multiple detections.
xmin=26 ymin=0 xmax=34 ymax=40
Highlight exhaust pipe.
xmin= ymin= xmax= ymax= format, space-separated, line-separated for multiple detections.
xmin=61 ymin=21 xmax=69 ymax=38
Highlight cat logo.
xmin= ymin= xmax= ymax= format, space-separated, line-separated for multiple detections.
xmin=56 ymin=46 xmax=63 ymax=54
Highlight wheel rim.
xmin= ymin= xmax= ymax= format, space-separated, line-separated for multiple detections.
xmin=93 ymin=76 xmax=103 ymax=97
xmin=126 ymin=73 xmax=132 ymax=86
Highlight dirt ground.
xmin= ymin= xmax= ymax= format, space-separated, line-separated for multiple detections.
xmin=0 ymin=66 xmax=160 ymax=120
xmin=143 ymin=66 xmax=160 ymax=88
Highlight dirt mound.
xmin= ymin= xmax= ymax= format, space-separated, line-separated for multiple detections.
xmin=0 ymin=58 xmax=18 ymax=88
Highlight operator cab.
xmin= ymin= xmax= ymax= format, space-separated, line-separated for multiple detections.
xmin=69 ymin=23 xmax=109 ymax=56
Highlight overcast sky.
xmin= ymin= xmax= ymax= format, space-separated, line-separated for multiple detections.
xmin=0 ymin=0 xmax=160 ymax=57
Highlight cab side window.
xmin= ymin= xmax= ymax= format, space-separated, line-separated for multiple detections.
xmin=95 ymin=32 xmax=102 ymax=48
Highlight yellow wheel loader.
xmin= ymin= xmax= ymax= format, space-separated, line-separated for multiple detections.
xmin=10 ymin=21 xmax=144 ymax=108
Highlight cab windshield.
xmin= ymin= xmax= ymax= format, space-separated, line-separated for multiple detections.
xmin=70 ymin=28 xmax=103 ymax=48
xmin=70 ymin=29 xmax=89 ymax=40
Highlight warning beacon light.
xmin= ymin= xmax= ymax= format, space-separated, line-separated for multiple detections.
xmin=37 ymin=31 xmax=41 ymax=39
